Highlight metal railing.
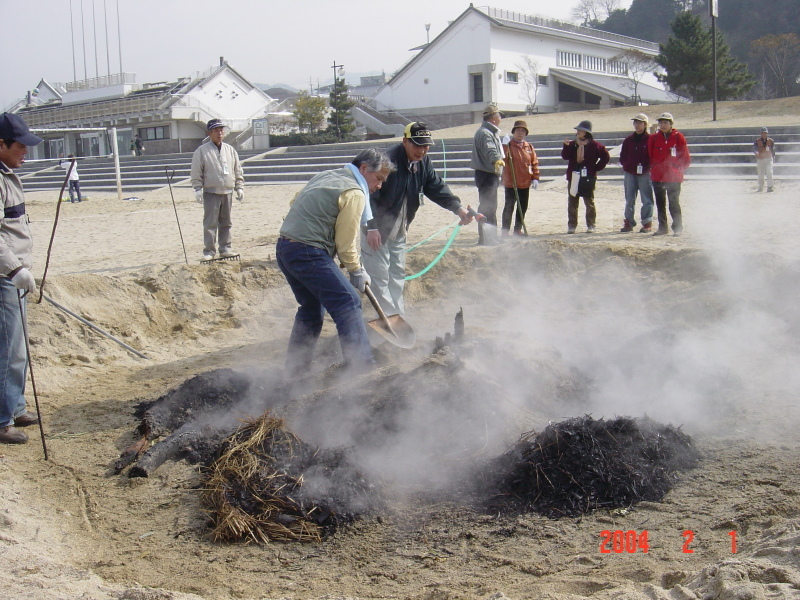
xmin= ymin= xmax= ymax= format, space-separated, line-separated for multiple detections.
xmin=18 ymin=94 xmax=170 ymax=128
xmin=64 ymin=72 xmax=137 ymax=92
xmin=483 ymin=6 xmax=660 ymax=52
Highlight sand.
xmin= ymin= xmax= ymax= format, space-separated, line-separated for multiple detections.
xmin=2 ymin=99 xmax=800 ymax=600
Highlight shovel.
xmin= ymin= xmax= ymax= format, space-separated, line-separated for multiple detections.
xmin=363 ymin=283 xmax=416 ymax=348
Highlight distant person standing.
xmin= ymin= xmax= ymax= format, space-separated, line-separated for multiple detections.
xmin=619 ymin=114 xmax=653 ymax=233
xmin=132 ymin=134 xmax=144 ymax=157
xmin=561 ymin=120 xmax=609 ymax=233
xmin=470 ymin=105 xmax=504 ymax=245
xmin=501 ymin=120 xmax=539 ymax=236
xmin=191 ymin=119 xmax=244 ymax=261
xmin=59 ymin=154 xmax=83 ymax=203
xmin=0 ymin=113 xmax=43 ymax=445
xmin=753 ymin=126 xmax=776 ymax=193
xmin=648 ymin=113 xmax=691 ymax=236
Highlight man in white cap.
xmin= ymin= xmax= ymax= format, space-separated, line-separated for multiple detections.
xmin=753 ymin=127 xmax=775 ymax=193
xmin=619 ymin=113 xmax=654 ymax=233
xmin=0 ymin=113 xmax=43 ymax=444
xmin=191 ymin=119 xmax=245 ymax=261
xmin=647 ymin=112 xmax=691 ymax=236
xmin=362 ymin=122 xmax=474 ymax=315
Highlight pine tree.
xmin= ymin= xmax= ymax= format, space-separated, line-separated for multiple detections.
xmin=327 ymin=76 xmax=355 ymax=141
xmin=657 ymin=11 xmax=754 ymax=101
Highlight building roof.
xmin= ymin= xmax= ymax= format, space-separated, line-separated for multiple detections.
xmin=550 ymin=68 xmax=686 ymax=105
xmin=385 ymin=5 xmax=661 ymax=87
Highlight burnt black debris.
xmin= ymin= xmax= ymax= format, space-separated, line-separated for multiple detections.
xmin=486 ymin=416 xmax=700 ymax=518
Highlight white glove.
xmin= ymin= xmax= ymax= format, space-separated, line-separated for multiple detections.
xmin=349 ymin=267 xmax=371 ymax=293
xmin=236 ymin=189 xmax=244 ymax=202
xmin=532 ymin=180 xmax=539 ymax=190
xmin=194 ymin=189 xmax=204 ymax=204
xmin=11 ymin=268 xmax=37 ymax=295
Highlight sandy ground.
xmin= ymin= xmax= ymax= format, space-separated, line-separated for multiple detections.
xmin=2 ymin=101 xmax=800 ymax=600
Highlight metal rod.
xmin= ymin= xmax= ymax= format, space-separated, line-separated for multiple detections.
xmin=165 ymin=166 xmax=189 ymax=265
xmin=41 ymin=294 xmax=148 ymax=359
xmin=37 ymin=162 xmax=74 ymax=303
xmin=18 ymin=293 xmax=48 ymax=460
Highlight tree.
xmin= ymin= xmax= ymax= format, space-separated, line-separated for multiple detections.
xmin=571 ymin=0 xmax=621 ymax=26
xmin=656 ymin=11 xmax=754 ymax=101
xmin=517 ymin=55 xmax=541 ymax=114
xmin=327 ymin=76 xmax=355 ymax=141
xmin=293 ymin=91 xmax=327 ymax=133
xmin=750 ymin=33 xmax=800 ymax=98
xmin=611 ymin=49 xmax=659 ymax=104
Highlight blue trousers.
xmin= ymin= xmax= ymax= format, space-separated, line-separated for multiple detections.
xmin=623 ymin=172 xmax=654 ymax=226
xmin=0 ymin=279 xmax=28 ymax=428
xmin=276 ymin=238 xmax=373 ymax=373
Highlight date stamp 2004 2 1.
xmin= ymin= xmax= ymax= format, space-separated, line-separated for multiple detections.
xmin=599 ymin=530 xmax=738 ymax=554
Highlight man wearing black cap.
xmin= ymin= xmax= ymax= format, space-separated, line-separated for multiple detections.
xmin=362 ymin=122 xmax=473 ymax=316
xmin=0 ymin=113 xmax=43 ymax=444
xmin=190 ymin=119 xmax=245 ymax=261
xmin=470 ymin=105 xmax=505 ymax=245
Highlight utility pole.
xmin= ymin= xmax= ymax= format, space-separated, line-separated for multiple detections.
xmin=710 ymin=0 xmax=719 ymax=121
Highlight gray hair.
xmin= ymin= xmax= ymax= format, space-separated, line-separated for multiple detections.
xmin=351 ymin=147 xmax=396 ymax=174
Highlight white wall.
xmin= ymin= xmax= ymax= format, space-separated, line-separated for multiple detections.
xmin=374 ymin=11 xmax=492 ymax=112
xmin=185 ymin=68 xmax=269 ymax=122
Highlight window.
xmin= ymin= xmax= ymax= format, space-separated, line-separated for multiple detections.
xmin=505 ymin=71 xmax=519 ymax=84
xmin=585 ymin=92 xmax=601 ymax=105
xmin=557 ymin=51 xmax=581 ymax=69
xmin=558 ymin=82 xmax=581 ymax=103
xmin=608 ymin=60 xmax=628 ymax=75
xmin=584 ymin=55 xmax=607 ymax=72
xmin=471 ymin=73 xmax=484 ymax=103
xmin=142 ymin=126 xmax=170 ymax=141
xmin=537 ymin=74 xmax=548 ymax=86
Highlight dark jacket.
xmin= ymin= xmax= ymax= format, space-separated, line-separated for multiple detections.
xmin=619 ymin=132 xmax=651 ymax=175
xmin=367 ymin=143 xmax=462 ymax=241
xmin=561 ymin=138 xmax=610 ymax=178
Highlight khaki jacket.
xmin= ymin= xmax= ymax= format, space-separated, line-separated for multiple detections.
xmin=0 ymin=163 xmax=34 ymax=276
xmin=190 ymin=141 xmax=244 ymax=194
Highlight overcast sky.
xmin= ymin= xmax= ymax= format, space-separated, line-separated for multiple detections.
xmin=3 ymin=0 xmax=632 ymax=110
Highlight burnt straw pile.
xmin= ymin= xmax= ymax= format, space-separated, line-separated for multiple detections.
xmin=201 ymin=414 xmax=376 ymax=543
xmin=486 ymin=416 xmax=700 ymax=518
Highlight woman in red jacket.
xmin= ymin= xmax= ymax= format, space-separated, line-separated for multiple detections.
xmin=647 ymin=113 xmax=691 ymax=236
xmin=561 ymin=120 xmax=609 ymax=233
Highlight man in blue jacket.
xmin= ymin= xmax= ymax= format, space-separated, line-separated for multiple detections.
xmin=362 ymin=123 xmax=474 ymax=316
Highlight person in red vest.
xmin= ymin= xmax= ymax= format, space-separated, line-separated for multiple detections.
xmin=648 ymin=112 xmax=691 ymax=236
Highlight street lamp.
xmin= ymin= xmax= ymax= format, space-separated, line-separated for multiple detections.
xmin=425 ymin=23 xmax=431 ymax=44
xmin=331 ymin=61 xmax=345 ymax=141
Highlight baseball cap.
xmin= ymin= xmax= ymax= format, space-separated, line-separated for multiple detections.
xmin=0 ymin=113 xmax=43 ymax=146
xmin=657 ymin=112 xmax=674 ymax=122
xmin=206 ymin=119 xmax=225 ymax=131
xmin=483 ymin=105 xmax=502 ymax=118
xmin=761 ymin=126 xmax=769 ymax=133
xmin=632 ymin=113 xmax=649 ymax=123
xmin=404 ymin=122 xmax=434 ymax=146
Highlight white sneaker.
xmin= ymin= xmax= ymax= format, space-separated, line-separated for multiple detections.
xmin=219 ymin=250 xmax=237 ymax=258
xmin=201 ymin=253 xmax=215 ymax=262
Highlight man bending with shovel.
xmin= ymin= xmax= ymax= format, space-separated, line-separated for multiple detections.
xmin=362 ymin=122 xmax=474 ymax=316
xmin=276 ymin=148 xmax=394 ymax=376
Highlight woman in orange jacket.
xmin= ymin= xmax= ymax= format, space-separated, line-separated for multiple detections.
xmin=501 ymin=120 xmax=539 ymax=236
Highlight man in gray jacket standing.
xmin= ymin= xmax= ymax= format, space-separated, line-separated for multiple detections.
xmin=0 ymin=113 xmax=43 ymax=444
xmin=470 ymin=105 xmax=505 ymax=245
xmin=191 ymin=119 xmax=244 ymax=261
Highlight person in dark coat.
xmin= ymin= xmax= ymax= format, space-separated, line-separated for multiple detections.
xmin=561 ymin=120 xmax=610 ymax=233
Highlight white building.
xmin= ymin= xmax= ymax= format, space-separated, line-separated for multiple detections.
xmin=11 ymin=60 xmax=274 ymax=159
xmin=369 ymin=5 xmax=680 ymax=129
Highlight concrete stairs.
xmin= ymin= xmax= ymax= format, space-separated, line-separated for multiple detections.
xmin=15 ymin=127 xmax=800 ymax=193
